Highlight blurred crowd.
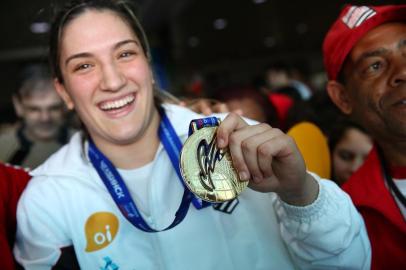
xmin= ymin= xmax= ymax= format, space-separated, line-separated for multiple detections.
xmin=0 ymin=57 xmax=373 ymax=187
xmin=177 ymin=59 xmax=374 ymax=187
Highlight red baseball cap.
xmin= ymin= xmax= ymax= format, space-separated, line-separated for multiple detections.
xmin=323 ymin=4 xmax=406 ymax=80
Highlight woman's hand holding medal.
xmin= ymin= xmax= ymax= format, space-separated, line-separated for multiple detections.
xmin=216 ymin=113 xmax=319 ymax=206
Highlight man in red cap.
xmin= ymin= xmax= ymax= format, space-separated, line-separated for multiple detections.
xmin=0 ymin=163 xmax=30 ymax=269
xmin=324 ymin=4 xmax=406 ymax=269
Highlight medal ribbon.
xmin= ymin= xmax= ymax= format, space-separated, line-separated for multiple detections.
xmin=88 ymin=138 xmax=193 ymax=232
xmin=188 ymin=117 xmax=220 ymax=136
xmin=88 ymin=110 xmax=209 ymax=232
xmin=160 ymin=112 xmax=212 ymax=209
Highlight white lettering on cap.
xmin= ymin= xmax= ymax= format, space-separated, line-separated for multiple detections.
xmin=342 ymin=6 xmax=376 ymax=29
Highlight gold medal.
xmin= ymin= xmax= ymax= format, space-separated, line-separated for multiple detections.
xmin=180 ymin=123 xmax=247 ymax=202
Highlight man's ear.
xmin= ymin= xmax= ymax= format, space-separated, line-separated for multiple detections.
xmin=54 ymin=78 xmax=74 ymax=110
xmin=12 ymin=95 xmax=24 ymax=117
xmin=326 ymin=80 xmax=353 ymax=115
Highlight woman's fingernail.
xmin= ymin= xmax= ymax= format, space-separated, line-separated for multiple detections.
xmin=217 ymin=138 xmax=225 ymax=148
xmin=239 ymin=171 xmax=249 ymax=181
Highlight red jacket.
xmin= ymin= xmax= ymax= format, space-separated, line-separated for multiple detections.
xmin=343 ymin=146 xmax=406 ymax=270
xmin=0 ymin=163 xmax=30 ymax=270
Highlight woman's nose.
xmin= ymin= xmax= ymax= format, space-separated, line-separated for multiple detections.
xmin=100 ymin=64 xmax=126 ymax=91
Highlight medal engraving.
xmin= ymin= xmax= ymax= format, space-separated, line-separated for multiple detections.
xmin=181 ymin=126 xmax=248 ymax=202
xmin=197 ymin=134 xmax=224 ymax=191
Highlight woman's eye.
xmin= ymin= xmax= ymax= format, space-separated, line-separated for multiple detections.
xmin=74 ymin=63 xmax=91 ymax=71
xmin=119 ymin=51 xmax=135 ymax=58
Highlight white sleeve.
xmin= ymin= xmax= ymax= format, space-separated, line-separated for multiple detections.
xmin=274 ymin=173 xmax=371 ymax=270
xmin=13 ymin=177 xmax=71 ymax=270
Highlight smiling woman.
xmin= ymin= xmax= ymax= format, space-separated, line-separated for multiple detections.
xmin=54 ymin=9 xmax=159 ymax=167
xmin=13 ymin=0 xmax=371 ymax=269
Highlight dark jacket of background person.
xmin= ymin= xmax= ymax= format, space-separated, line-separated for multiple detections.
xmin=0 ymin=163 xmax=30 ymax=270
xmin=0 ymin=126 xmax=71 ymax=170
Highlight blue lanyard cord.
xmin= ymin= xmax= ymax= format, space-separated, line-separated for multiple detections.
xmin=88 ymin=139 xmax=193 ymax=232
xmin=159 ymin=111 xmax=211 ymax=209
xmin=87 ymin=109 xmax=197 ymax=232
xmin=88 ymin=111 xmax=217 ymax=232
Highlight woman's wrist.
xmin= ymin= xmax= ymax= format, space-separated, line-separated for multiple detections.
xmin=278 ymin=173 xmax=319 ymax=206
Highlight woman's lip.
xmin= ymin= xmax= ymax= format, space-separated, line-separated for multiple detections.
xmin=98 ymin=93 xmax=137 ymax=118
xmin=101 ymin=98 xmax=136 ymax=118
xmin=98 ymin=93 xmax=135 ymax=111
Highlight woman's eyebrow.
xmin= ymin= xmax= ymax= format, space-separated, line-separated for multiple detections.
xmin=114 ymin=39 xmax=140 ymax=50
xmin=65 ymin=52 xmax=93 ymax=67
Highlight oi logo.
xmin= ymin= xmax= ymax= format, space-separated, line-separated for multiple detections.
xmin=85 ymin=212 xmax=119 ymax=252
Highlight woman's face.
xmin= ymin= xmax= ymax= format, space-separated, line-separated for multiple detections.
xmin=55 ymin=10 xmax=157 ymax=149
xmin=332 ymin=128 xmax=373 ymax=185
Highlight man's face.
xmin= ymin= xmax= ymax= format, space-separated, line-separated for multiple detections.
xmin=342 ymin=22 xmax=406 ymax=142
xmin=14 ymin=88 xmax=66 ymax=141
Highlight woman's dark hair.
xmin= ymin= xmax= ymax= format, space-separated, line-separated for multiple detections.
xmin=328 ymin=119 xmax=369 ymax=153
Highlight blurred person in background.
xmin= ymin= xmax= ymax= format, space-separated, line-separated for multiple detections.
xmin=259 ymin=62 xmax=312 ymax=131
xmin=268 ymin=87 xmax=301 ymax=132
xmin=328 ymin=120 xmax=373 ymax=186
xmin=324 ymin=4 xmax=406 ymax=269
xmin=263 ymin=62 xmax=312 ymax=101
xmin=209 ymin=85 xmax=279 ymax=126
xmin=0 ymin=64 xmax=74 ymax=169
xmin=284 ymin=91 xmax=373 ymax=186
xmin=264 ymin=62 xmax=290 ymax=90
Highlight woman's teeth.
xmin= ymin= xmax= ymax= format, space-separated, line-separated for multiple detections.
xmin=100 ymin=95 xmax=134 ymax=110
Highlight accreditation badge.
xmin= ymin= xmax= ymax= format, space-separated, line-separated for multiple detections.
xmin=180 ymin=118 xmax=248 ymax=202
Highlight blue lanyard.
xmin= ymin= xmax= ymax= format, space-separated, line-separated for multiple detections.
xmin=88 ymin=110 xmax=211 ymax=232
xmin=159 ymin=111 xmax=212 ymax=209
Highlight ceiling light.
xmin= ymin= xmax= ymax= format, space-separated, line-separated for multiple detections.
xmin=253 ymin=0 xmax=267 ymax=4
xmin=264 ymin=36 xmax=276 ymax=47
xmin=30 ymin=22 xmax=50 ymax=34
xmin=213 ymin=18 xmax=227 ymax=30
xmin=296 ymin=23 xmax=308 ymax=35
xmin=188 ymin=36 xmax=200 ymax=47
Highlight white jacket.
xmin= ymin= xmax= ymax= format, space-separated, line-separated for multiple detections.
xmin=15 ymin=104 xmax=371 ymax=269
